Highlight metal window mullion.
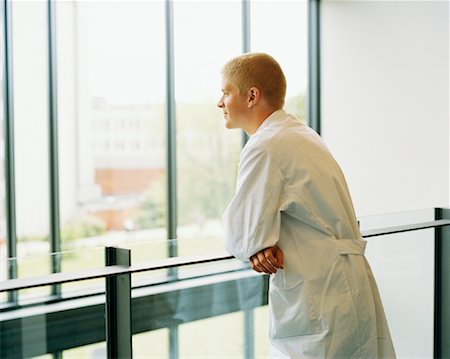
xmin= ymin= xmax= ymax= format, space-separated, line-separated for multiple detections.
xmin=169 ymin=324 xmax=179 ymax=359
xmin=165 ymin=1 xmax=179 ymax=358
xmin=307 ymin=0 xmax=321 ymax=134
xmin=244 ymin=309 xmax=254 ymax=359
xmin=242 ymin=0 xmax=250 ymax=53
xmin=2 ymin=0 xmax=18 ymax=303
xmin=47 ymin=0 xmax=61 ymax=297
xmin=165 ymin=0 xmax=177 ymax=266
xmin=241 ymin=3 xmax=254 ymax=358
xmin=241 ymin=0 xmax=250 ymax=146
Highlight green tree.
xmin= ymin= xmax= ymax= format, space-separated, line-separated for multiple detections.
xmin=134 ymin=188 xmax=165 ymax=229
xmin=61 ymin=216 xmax=107 ymax=249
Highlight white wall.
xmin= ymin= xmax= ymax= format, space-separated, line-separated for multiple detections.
xmin=322 ymin=0 xmax=449 ymax=217
xmin=321 ymin=1 xmax=449 ymax=358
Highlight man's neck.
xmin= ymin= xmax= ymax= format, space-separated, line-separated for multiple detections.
xmin=245 ymin=108 xmax=279 ymax=136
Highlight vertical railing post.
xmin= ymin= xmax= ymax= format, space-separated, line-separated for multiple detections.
xmin=434 ymin=208 xmax=450 ymax=359
xmin=105 ymin=247 xmax=132 ymax=359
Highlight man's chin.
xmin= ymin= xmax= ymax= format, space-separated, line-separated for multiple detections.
xmin=225 ymin=121 xmax=235 ymax=129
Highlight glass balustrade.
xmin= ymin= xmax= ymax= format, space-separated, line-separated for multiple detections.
xmin=1 ymin=209 xmax=449 ymax=358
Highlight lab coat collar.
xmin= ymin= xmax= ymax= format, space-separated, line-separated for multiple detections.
xmin=254 ymin=109 xmax=286 ymax=135
xmin=243 ymin=109 xmax=286 ymax=151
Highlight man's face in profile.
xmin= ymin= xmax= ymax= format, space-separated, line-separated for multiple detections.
xmin=217 ymin=77 xmax=248 ymax=130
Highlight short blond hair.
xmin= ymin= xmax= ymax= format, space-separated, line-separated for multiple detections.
xmin=221 ymin=52 xmax=287 ymax=109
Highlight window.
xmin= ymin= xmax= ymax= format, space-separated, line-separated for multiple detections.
xmin=0 ymin=6 xmax=5 ymax=303
xmin=56 ymin=2 xmax=168 ymax=288
xmin=12 ymin=0 xmax=51 ymax=299
xmin=0 ymin=0 xmax=310 ymax=294
xmin=251 ymin=0 xmax=307 ymax=122
xmin=174 ymin=0 xmax=242 ymax=256
xmin=1 ymin=1 xmax=308 ymax=356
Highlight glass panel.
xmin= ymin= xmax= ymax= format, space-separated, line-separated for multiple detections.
xmin=130 ymin=261 xmax=268 ymax=359
xmin=0 ymin=212 xmax=439 ymax=357
xmin=251 ymin=0 xmax=308 ymax=121
xmin=1 ymin=271 xmax=107 ymax=357
xmin=1 ymin=304 xmax=49 ymax=357
xmin=55 ymin=247 xmax=106 ymax=296
xmin=18 ymin=313 xmax=50 ymax=357
xmin=254 ymin=305 xmax=270 ymax=357
xmin=133 ymin=328 xmax=169 ymax=358
xmin=125 ymin=239 xmax=246 ymax=288
xmin=179 ymin=312 xmax=244 ymax=357
xmin=127 ymin=240 xmax=175 ymax=287
xmin=12 ymin=0 xmax=50 ymax=298
xmin=364 ymin=226 xmax=434 ymax=358
xmin=55 ymin=1 xmax=167 ymax=293
xmin=14 ymin=254 xmax=50 ymax=300
xmin=174 ymin=1 xmax=242 ymax=256
xmin=5 ymin=248 xmax=106 ymax=301
xmin=359 ymin=208 xmax=433 ymax=231
xmin=63 ymin=342 xmax=106 ymax=359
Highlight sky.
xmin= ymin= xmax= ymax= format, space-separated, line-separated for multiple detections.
xmin=85 ymin=1 xmax=308 ymax=104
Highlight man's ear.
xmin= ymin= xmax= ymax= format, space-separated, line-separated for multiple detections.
xmin=247 ymin=87 xmax=260 ymax=108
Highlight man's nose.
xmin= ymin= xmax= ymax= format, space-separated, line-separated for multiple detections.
xmin=217 ymin=99 xmax=224 ymax=108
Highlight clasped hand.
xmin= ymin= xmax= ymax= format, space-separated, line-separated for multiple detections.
xmin=249 ymin=245 xmax=284 ymax=274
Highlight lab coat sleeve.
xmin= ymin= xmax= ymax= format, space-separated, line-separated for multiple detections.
xmin=223 ymin=146 xmax=284 ymax=261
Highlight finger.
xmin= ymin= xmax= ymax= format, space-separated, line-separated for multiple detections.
xmin=253 ymin=255 xmax=270 ymax=274
xmin=250 ymin=257 xmax=262 ymax=273
xmin=264 ymin=248 xmax=282 ymax=269
xmin=274 ymin=246 xmax=284 ymax=269
xmin=251 ymin=254 xmax=270 ymax=274
xmin=257 ymin=252 xmax=277 ymax=274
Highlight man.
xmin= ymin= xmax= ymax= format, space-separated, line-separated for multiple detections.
xmin=219 ymin=53 xmax=396 ymax=358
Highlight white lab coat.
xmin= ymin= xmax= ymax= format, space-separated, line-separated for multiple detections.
xmin=223 ymin=110 xmax=396 ymax=358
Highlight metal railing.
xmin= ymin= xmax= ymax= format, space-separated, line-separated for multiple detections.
xmin=1 ymin=208 xmax=450 ymax=358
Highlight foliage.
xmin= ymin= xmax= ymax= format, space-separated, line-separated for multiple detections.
xmin=17 ymin=216 xmax=107 ymax=250
xmin=175 ymin=102 xmax=241 ymax=226
xmin=61 ymin=216 xmax=107 ymax=245
xmin=133 ymin=183 xmax=165 ymax=230
xmin=285 ymin=95 xmax=306 ymax=123
xmin=17 ymin=235 xmax=47 ymax=243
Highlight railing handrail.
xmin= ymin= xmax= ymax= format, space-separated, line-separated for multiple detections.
xmin=0 ymin=251 xmax=234 ymax=293
xmin=1 ymin=219 xmax=450 ymax=293
xmin=362 ymin=219 xmax=450 ymax=237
